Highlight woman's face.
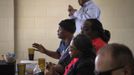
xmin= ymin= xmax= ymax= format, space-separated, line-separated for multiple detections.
xmin=69 ymin=41 xmax=79 ymax=57
xmin=81 ymin=21 xmax=92 ymax=36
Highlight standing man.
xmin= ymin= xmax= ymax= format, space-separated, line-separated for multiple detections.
xmin=68 ymin=0 xmax=100 ymax=34
xmin=95 ymin=43 xmax=134 ymax=75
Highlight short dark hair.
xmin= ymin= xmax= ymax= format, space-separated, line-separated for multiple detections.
xmin=59 ymin=19 xmax=76 ymax=34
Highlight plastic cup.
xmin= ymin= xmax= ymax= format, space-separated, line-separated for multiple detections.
xmin=17 ymin=63 xmax=26 ymax=75
xmin=28 ymin=48 xmax=35 ymax=60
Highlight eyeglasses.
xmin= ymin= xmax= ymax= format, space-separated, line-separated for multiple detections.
xmin=95 ymin=66 xmax=124 ymax=75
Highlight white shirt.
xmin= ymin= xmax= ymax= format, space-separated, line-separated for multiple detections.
xmin=70 ymin=0 xmax=101 ymax=35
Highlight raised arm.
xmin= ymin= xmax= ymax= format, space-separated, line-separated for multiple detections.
xmin=32 ymin=43 xmax=60 ymax=59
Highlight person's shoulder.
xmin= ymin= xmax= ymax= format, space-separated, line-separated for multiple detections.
xmin=59 ymin=40 xmax=65 ymax=44
xmin=75 ymin=58 xmax=95 ymax=75
xmin=86 ymin=0 xmax=100 ymax=8
xmin=77 ymin=57 xmax=94 ymax=68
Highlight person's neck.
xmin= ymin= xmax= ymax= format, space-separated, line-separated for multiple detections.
xmin=82 ymin=0 xmax=89 ymax=6
xmin=64 ymin=35 xmax=73 ymax=44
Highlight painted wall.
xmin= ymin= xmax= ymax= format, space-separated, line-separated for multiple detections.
xmin=95 ymin=0 xmax=134 ymax=54
xmin=0 ymin=0 xmax=14 ymax=55
xmin=14 ymin=0 xmax=79 ymax=62
xmin=0 ymin=0 xmax=134 ymax=62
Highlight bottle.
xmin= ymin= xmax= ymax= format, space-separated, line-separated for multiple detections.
xmin=33 ymin=58 xmax=45 ymax=75
xmin=33 ymin=64 xmax=44 ymax=75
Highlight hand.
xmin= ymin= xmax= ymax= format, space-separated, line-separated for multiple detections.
xmin=46 ymin=64 xmax=64 ymax=75
xmin=68 ymin=5 xmax=77 ymax=16
xmin=46 ymin=62 xmax=56 ymax=70
xmin=32 ymin=43 xmax=46 ymax=53
xmin=45 ymin=62 xmax=59 ymax=75
xmin=68 ymin=5 xmax=74 ymax=12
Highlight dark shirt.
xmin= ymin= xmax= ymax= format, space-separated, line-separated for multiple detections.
xmin=57 ymin=40 xmax=70 ymax=67
xmin=58 ymin=49 xmax=71 ymax=68
xmin=66 ymin=56 xmax=95 ymax=75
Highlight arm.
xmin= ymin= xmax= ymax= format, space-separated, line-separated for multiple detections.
xmin=69 ymin=6 xmax=100 ymax=20
xmin=68 ymin=5 xmax=77 ymax=19
xmin=32 ymin=43 xmax=60 ymax=59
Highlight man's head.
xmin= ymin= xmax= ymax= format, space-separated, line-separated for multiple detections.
xmin=95 ymin=43 xmax=134 ymax=75
xmin=58 ymin=19 xmax=76 ymax=39
xmin=78 ymin=0 xmax=89 ymax=6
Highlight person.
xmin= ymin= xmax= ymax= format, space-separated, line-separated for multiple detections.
xmin=68 ymin=0 xmax=100 ymax=34
xmin=64 ymin=34 xmax=96 ymax=75
xmin=33 ymin=19 xmax=75 ymax=60
xmin=95 ymin=43 xmax=134 ymax=75
xmin=32 ymin=19 xmax=76 ymax=74
xmin=81 ymin=19 xmax=110 ymax=52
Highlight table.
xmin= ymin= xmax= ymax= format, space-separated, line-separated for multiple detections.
xmin=17 ymin=60 xmax=38 ymax=75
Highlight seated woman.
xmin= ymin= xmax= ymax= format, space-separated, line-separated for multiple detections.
xmin=64 ymin=34 xmax=96 ymax=75
xmin=81 ymin=19 xmax=111 ymax=53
